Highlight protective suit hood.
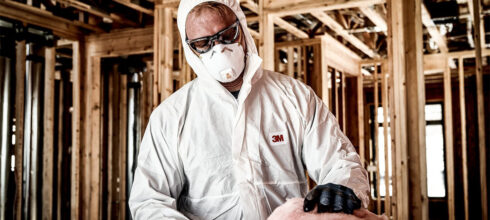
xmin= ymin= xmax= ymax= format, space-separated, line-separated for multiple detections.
xmin=177 ymin=0 xmax=263 ymax=91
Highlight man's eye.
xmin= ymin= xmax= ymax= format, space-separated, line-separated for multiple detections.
xmin=221 ymin=28 xmax=237 ymax=42
xmin=193 ymin=40 xmax=209 ymax=49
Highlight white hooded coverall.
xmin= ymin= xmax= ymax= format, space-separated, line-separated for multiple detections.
xmin=128 ymin=0 xmax=370 ymax=219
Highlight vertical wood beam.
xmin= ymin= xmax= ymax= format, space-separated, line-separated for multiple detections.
xmin=321 ymin=39 xmax=329 ymax=107
xmin=341 ymin=72 xmax=346 ymax=133
xmin=259 ymin=0 xmax=274 ymax=70
xmin=71 ymin=41 xmax=82 ymax=220
xmin=374 ymin=64 xmax=381 ymax=215
xmin=287 ymin=35 xmax=294 ymax=77
xmin=155 ymin=6 xmax=174 ymax=103
xmin=381 ymin=63 xmax=391 ymax=217
xmin=119 ymin=74 xmax=128 ymax=220
xmin=14 ymin=41 xmax=26 ymax=220
xmin=357 ymin=72 xmax=365 ymax=166
xmin=42 ymin=46 xmax=56 ymax=220
xmin=88 ymin=57 xmax=101 ymax=220
xmin=455 ymin=58 xmax=468 ymax=220
xmin=331 ymin=70 xmax=338 ymax=116
xmin=387 ymin=0 xmax=427 ymax=218
xmin=471 ymin=1 xmax=488 ymax=218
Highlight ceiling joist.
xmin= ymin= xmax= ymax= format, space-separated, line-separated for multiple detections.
xmin=113 ymin=0 xmax=154 ymax=16
xmin=267 ymin=0 xmax=385 ymax=17
xmin=358 ymin=6 xmax=387 ymax=34
xmin=312 ymin=11 xmax=378 ymax=58
xmin=421 ymin=4 xmax=448 ymax=53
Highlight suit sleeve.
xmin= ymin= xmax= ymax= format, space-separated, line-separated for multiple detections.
xmin=301 ymin=88 xmax=370 ymax=208
xmin=128 ymin=114 xmax=189 ymax=219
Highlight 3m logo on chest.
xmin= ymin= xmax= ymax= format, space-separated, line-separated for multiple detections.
xmin=269 ymin=131 xmax=289 ymax=146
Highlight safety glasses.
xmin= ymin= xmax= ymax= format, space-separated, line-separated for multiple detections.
xmin=186 ymin=19 xmax=241 ymax=54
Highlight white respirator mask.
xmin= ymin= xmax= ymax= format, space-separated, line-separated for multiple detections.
xmin=200 ymin=43 xmax=245 ymax=83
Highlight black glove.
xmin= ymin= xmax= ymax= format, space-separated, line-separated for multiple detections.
xmin=303 ymin=183 xmax=362 ymax=214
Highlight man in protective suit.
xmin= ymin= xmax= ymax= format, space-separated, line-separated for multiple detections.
xmin=129 ymin=0 xmax=371 ymax=219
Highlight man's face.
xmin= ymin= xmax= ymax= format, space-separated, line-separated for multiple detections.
xmin=185 ymin=6 xmax=247 ymax=55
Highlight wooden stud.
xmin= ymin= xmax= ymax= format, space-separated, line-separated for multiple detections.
xmin=404 ymin=0 xmax=428 ymax=217
xmin=71 ymin=41 xmax=82 ymax=220
xmin=381 ymin=62 xmax=391 ymax=217
xmin=341 ymin=72 xmax=346 ymax=133
xmin=297 ymin=46 xmax=302 ymax=81
xmin=471 ymin=1 xmax=488 ymax=218
xmin=89 ymin=57 xmax=102 ymax=220
xmin=321 ymin=42 xmax=330 ymax=107
xmin=287 ymin=35 xmax=294 ymax=77
xmin=259 ymin=0 xmax=275 ymax=70
xmin=42 ymin=46 xmax=56 ymax=220
xmin=118 ymin=72 xmax=128 ymax=220
xmin=455 ymin=58 xmax=467 ymax=220
xmin=374 ymin=64 xmax=381 ymax=215
xmin=14 ymin=41 xmax=26 ymax=220
xmin=357 ymin=70 xmax=365 ymax=166
xmin=331 ymin=69 xmax=338 ymax=116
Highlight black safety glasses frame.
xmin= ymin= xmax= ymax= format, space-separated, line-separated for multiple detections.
xmin=186 ymin=19 xmax=240 ymax=54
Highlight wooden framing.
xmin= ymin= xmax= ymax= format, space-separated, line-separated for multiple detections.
xmin=359 ymin=6 xmax=387 ymax=34
xmin=312 ymin=11 xmax=378 ymax=58
xmin=71 ymin=41 xmax=82 ymax=220
xmin=455 ymin=58 xmax=468 ymax=220
xmin=154 ymin=6 xmax=174 ymax=102
xmin=471 ymin=1 xmax=488 ymax=219
xmin=0 ymin=0 xmax=89 ymax=39
xmin=114 ymin=0 xmax=154 ymax=15
xmin=357 ymin=72 xmax=365 ymax=166
xmin=387 ymin=0 xmax=429 ymax=218
xmin=259 ymin=0 xmax=275 ymax=70
xmin=381 ymin=62 xmax=391 ymax=217
xmin=374 ymin=64 xmax=381 ymax=214
xmin=266 ymin=0 xmax=385 ymax=17
xmin=14 ymin=41 xmax=26 ymax=220
xmin=273 ymin=16 xmax=309 ymax=39
xmin=42 ymin=46 xmax=56 ymax=220
xmin=320 ymin=35 xmax=361 ymax=75
xmin=421 ymin=4 xmax=448 ymax=53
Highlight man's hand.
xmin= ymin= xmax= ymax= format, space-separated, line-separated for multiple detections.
xmin=303 ymin=183 xmax=361 ymax=214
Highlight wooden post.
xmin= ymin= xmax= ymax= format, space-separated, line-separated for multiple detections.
xmin=297 ymin=46 xmax=302 ymax=81
xmin=154 ymin=6 xmax=174 ymax=102
xmin=88 ymin=57 xmax=102 ymax=220
xmin=357 ymin=70 xmax=365 ymax=166
xmin=374 ymin=64 xmax=381 ymax=214
xmin=381 ymin=62 xmax=391 ymax=217
xmin=455 ymin=57 xmax=468 ymax=220
xmin=331 ymin=70 xmax=338 ymax=116
xmin=471 ymin=1 xmax=488 ymax=218
xmin=118 ymin=73 xmax=128 ymax=220
xmin=42 ymin=46 xmax=56 ymax=220
xmin=14 ymin=41 xmax=26 ymax=220
xmin=321 ymin=38 xmax=329 ymax=107
xmin=287 ymin=34 xmax=294 ymax=77
xmin=341 ymin=72 xmax=346 ymax=132
xmin=259 ymin=0 xmax=274 ymax=70
xmin=71 ymin=41 xmax=82 ymax=220
xmin=387 ymin=0 xmax=428 ymax=218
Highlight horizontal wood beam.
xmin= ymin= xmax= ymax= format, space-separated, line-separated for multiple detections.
xmin=273 ymin=16 xmax=309 ymax=39
xmin=421 ymin=4 xmax=448 ymax=53
xmin=267 ymin=0 xmax=385 ymax=17
xmin=321 ymin=34 xmax=361 ymax=75
xmin=113 ymin=0 xmax=154 ymax=15
xmin=0 ymin=0 xmax=87 ymax=39
xmin=358 ymin=6 xmax=387 ymax=33
xmin=312 ymin=11 xmax=378 ymax=58
xmin=86 ymin=27 xmax=153 ymax=57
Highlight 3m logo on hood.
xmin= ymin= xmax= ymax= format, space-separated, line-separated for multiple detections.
xmin=269 ymin=131 xmax=288 ymax=146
